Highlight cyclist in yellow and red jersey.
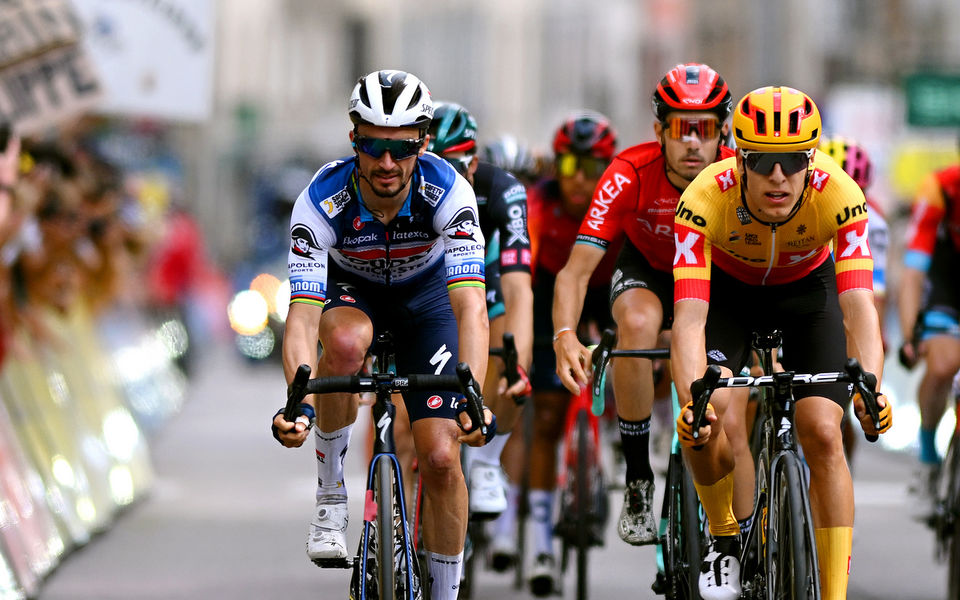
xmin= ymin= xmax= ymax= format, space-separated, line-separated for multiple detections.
xmin=552 ymin=63 xmax=736 ymax=548
xmin=671 ymin=86 xmax=891 ymax=600
xmin=898 ymin=143 xmax=960 ymax=516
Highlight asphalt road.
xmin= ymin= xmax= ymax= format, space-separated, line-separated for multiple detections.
xmin=38 ymin=344 xmax=950 ymax=599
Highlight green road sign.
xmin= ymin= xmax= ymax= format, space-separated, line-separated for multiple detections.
xmin=905 ymin=73 xmax=960 ymax=127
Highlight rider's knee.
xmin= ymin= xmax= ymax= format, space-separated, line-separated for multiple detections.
xmin=417 ymin=440 xmax=460 ymax=482
xmin=319 ymin=323 xmax=371 ymax=374
xmin=799 ymin=418 xmax=844 ymax=463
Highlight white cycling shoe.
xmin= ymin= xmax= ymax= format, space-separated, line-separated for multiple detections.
xmin=699 ymin=541 xmax=741 ymax=600
xmin=469 ymin=464 xmax=507 ymax=517
xmin=306 ymin=496 xmax=349 ymax=561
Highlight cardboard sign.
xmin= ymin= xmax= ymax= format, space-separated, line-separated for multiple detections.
xmin=0 ymin=0 xmax=82 ymax=68
xmin=0 ymin=43 xmax=102 ymax=134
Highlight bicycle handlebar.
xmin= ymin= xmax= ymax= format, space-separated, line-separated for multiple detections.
xmin=490 ymin=332 xmax=527 ymax=406
xmin=590 ymin=328 xmax=671 ymax=416
xmin=689 ymin=358 xmax=882 ymax=443
xmin=284 ymin=362 xmax=487 ymax=437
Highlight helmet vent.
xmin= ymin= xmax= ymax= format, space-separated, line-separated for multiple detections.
xmin=684 ymin=65 xmax=700 ymax=84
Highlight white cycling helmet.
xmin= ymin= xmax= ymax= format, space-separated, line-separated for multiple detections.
xmin=349 ymin=70 xmax=433 ymax=131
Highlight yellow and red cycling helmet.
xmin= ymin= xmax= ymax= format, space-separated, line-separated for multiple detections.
xmin=733 ymin=86 xmax=821 ymax=152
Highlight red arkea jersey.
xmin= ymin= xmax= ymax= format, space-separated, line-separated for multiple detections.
xmin=575 ymin=142 xmax=736 ymax=272
xmin=527 ymin=179 xmax=621 ymax=285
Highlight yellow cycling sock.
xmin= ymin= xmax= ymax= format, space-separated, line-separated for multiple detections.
xmin=815 ymin=526 xmax=852 ymax=600
xmin=693 ymin=472 xmax=739 ymax=537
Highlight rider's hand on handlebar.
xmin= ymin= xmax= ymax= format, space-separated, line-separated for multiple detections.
xmin=676 ymin=400 xmax=718 ymax=448
xmin=499 ymin=365 xmax=532 ymax=402
xmin=457 ymin=405 xmax=496 ymax=447
xmin=854 ymin=392 xmax=892 ymax=436
xmin=553 ymin=331 xmax=590 ymax=395
xmin=272 ymin=403 xmax=315 ymax=448
xmin=898 ymin=341 xmax=919 ymax=370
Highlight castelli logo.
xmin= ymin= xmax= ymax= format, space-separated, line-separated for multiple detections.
xmin=353 ymin=216 xmax=364 ymax=231
xmin=340 ymin=295 xmax=356 ymax=303
xmin=427 ymin=395 xmax=443 ymax=409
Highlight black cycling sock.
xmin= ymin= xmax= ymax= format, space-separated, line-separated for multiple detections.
xmin=712 ymin=534 xmax=741 ymax=557
xmin=619 ymin=417 xmax=652 ymax=483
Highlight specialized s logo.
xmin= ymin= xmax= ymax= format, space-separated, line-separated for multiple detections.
xmin=443 ymin=207 xmax=480 ymax=240
xmin=809 ymin=168 xmax=830 ymax=192
xmin=291 ymin=224 xmax=322 ymax=259
xmin=673 ymin=229 xmax=702 ymax=267
xmin=715 ymin=169 xmax=736 ymax=192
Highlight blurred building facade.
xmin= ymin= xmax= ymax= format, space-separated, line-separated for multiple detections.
xmin=193 ymin=0 xmax=960 ymax=261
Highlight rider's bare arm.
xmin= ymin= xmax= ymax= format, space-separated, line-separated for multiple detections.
xmin=552 ymin=243 xmax=607 ymax=393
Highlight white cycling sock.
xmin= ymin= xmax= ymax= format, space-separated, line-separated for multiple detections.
xmin=529 ymin=489 xmax=554 ymax=556
xmin=470 ymin=431 xmax=510 ymax=467
xmin=492 ymin=482 xmax=520 ymax=539
xmin=427 ymin=550 xmax=463 ymax=600
xmin=315 ymin=424 xmax=353 ymax=499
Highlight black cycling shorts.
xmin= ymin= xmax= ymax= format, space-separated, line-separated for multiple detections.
xmin=322 ymin=266 xmax=461 ymax=422
xmin=531 ymin=267 xmax=613 ymax=391
xmin=703 ymin=257 xmax=850 ymax=406
xmin=919 ymin=235 xmax=960 ymax=340
xmin=609 ymin=239 xmax=675 ymax=329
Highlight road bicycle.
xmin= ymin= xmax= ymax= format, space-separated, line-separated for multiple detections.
xmin=688 ymin=330 xmax=882 ymax=600
xmin=590 ymin=329 xmax=701 ymax=600
xmin=285 ymin=332 xmax=486 ymax=600
xmin=927 ymin=372 xmax=960 ymax=599
xmin=460 ymin=332 xmax=527 ymax=599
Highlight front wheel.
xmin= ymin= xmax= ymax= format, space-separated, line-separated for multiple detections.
xmin=766 ymin=452 xmax=820 ymax=600
xmin=376 ymin=457 xmax=396 ymax=600
xmin=574 ymin=409 xmax=591 ymax=600
xmin=944 ymin=434 xmax=960 ymax=600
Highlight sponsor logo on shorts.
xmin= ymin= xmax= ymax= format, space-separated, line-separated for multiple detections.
xmin=340 ymin=295 xmax=356 ymax=303
xmin=427 ymin=395 xmax=443 ymax=409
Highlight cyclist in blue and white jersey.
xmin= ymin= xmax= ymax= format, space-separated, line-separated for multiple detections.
xmin=272 ymin=70 xmax=493 ymax=600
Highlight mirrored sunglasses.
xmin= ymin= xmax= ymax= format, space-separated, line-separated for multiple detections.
xmin=556 ymin=153 xmax=609 ymax=178
xmin=666 ymin=116 xmax=720 ymax=140
xmin=353 ymin=135 xmax=424 ymax=160
xmin=741 ymin=151 xmax=811 ymax=176
xmin=443 ymin=155 xmax=473 ymax=176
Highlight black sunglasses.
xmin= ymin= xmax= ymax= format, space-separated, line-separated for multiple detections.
xmin=741 ymin=151 xmax=811 ymax=176
xmin=353 ymin=135 xmax=424 ymax=160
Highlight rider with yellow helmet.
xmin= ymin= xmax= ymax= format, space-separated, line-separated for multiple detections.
xmin=670 ymin=86 xmax=891 ymax=600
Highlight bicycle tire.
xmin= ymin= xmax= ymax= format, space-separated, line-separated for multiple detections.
xmin=766 ymin=452 xmax=819 ymax=600
xmin=514 ymin=400 xmax=535 ymax=589
xmin=946 ymin=435 xmax=960 ymax=600
xmin=461 ymin=520 xmax=479 ymax=599
xmin=376 ymin=457 xmax=396 ymax=600
xmin=575 ymin=409 xmax=591 ymax=600
xmin=679 ymin=466 xmax=703 ymax=600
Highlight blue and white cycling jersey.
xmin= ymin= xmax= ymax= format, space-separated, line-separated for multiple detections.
xmin=288 ymin=153 xmax=485 ymax=306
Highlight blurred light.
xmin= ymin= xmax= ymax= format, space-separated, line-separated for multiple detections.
xmin=157 ymin=318 xmax=189 ymax=359
xmin=236 ymin=328 xmax=275 ymax=360
xmin=75 ymin=496 xmax=97 ymax=523
xmin=51 ymin=456 xmax=76 ymax=488
xmin=880 ymin=401 xmax=920 ymax=452
xmin=936 ymin=407 xmax=956 ymax=458
xmin=228 ymin=290 xmax=269 ymax=335
xmin=250 ymin=273 xmax=281 ymax=314
xmin=109 ymin=466 xmax=135 ymax=506
xmin=103 ymin=409 xmax=141 ymax=461
xmin=275 ymin=279 xmax=291 ymax=321
xmin=47 ymin=371 xmax=70 ymax=406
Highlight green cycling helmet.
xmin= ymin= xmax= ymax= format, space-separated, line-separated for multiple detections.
xmin=427 ymin=101 xmax=478 ymax=156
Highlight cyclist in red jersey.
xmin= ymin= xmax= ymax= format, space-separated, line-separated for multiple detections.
xmin=515 ymin=112 xmax=620 ymax=595
xmin=898 ymin=144 xmax=960 ymax=516
xmin=552 ymin=63 xmax=736 ymax=547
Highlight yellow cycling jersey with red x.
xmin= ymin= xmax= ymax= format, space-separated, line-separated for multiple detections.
xmin=673 ymin=152 xmax=874 ymax=303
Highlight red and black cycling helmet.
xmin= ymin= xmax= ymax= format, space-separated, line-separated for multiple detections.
xmin=652 ymin=63 xmax=733 ymax=123
xmin=552 ymin=111 xmax=617 ymax=159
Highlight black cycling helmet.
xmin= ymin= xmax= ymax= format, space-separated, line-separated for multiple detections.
xmin=427 ymin=102 xmax=478 ymax=155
